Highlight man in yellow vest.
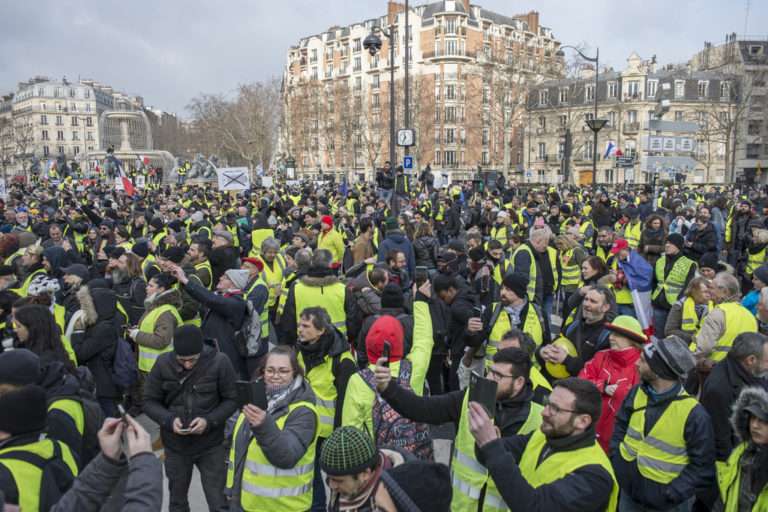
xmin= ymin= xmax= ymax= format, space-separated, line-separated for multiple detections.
xmin=256 ymin=237 xmax=285 ymax=319
xmin=611 ymin=337 xmax=715 ymax=511
xmin=467 ymin=377 xmax=619 ymax=512
xmin=185 ymin=240 xmax=213 ymax=290
xmin=376 ymin=346 xmax=546 ymax=511
xmin=317 ymin=215 xmax=345 ymax=265
xmin=693 ymin=272 xmax=758 ymax=368
xmin=512 ymin=226 xmax=558 ymax=320
xmin=651 ymin=234 xmax=697 ymax=335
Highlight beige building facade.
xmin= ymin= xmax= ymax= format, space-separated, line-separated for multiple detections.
xmin=524 ymin=53 xmax=736 ymax=186
xmin=279 ymin=0 xmax=563 ymax=181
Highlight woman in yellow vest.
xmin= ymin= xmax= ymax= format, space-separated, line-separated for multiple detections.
xmin=227 ymin=346 xmax=319 ymax=511
xmin=716 ymin=386 xmax=768 ymax=511
xmin=664 ymin=277 xmax=713 ymax=345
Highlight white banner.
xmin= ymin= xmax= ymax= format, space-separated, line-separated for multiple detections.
xmin=135 ymin=175 xmax=146 ymax=189
xmin=260 ymin=176 xmax=273 ymax=188
xmin=216 ymin=167 xmax=251 ymax=191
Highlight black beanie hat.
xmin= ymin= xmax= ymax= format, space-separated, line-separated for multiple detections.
xmin=173 ymin=325 xmax=204 ymax=357
xmin=381 ymin=461 xmax=452 ymax=512
xmin=666 ymin=233 xmax=685 ymax=251
xmin=0 ymin=349 xmax=40 ymax=386
xmin=502 ymin=272 xmax=529 ymax=299
xmin=132 ymin=240 xmax=149 ymax=259
xmin=162 ymin=246 xmax=186 ymax=264
xmin=0 ymin=385 xmax=48 ymax=435
xmin=381 ymin=283 xmax=404 ymax=309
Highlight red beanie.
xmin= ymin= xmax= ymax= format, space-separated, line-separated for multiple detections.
xmin=241 ymin=257 xmax=264 ymax=272
xmin=321 ymin=215 xmax=333 ymax=227
xmin=366 ymin=315 xmax=404 ymax=365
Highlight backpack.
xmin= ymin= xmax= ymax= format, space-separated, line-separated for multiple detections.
xmin=360 ymin=359 xmax=434 ymax=461
xmin=0 ymin=441 xmax=76 ymax=511
xmin=234 ymin=299 xmax=264 ymax=358
xmin=111 ymin=336 xmax=139 ymax=390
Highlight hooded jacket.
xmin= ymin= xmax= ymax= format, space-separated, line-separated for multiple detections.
xmin=38 ymin=361 xmax=90 ymax=464
xmin=377 ymin=229 xmax=416 ymax=277
xmin=134 ymin=288 xmax=183 ymax=351
xmin=43 ymin=245 xmax=68 ymax=279
xmin=70 ymin=285 xmax=120 ymax=399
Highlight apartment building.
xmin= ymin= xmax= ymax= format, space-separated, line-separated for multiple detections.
xmin=525 ymin=53 xmax=735 ymax=186
xmin=279 ymin=0 xmax=563 ymax=180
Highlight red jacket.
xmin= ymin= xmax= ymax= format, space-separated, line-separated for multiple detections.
xmin=578 ymin=347 xmax=641 ymax=452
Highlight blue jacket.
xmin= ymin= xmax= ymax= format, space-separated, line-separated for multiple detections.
xmin=377 ymin=230 xmax=416 ymax=276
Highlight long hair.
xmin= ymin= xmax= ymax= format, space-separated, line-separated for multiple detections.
xmin=14 ymin=304 xmax=74 ymax=372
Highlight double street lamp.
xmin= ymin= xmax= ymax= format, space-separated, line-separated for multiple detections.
xmin=556 ymin=45 xmax=606 ymax=187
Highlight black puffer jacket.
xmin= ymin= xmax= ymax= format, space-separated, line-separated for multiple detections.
xmin=413 ymin=235 xmax=439 ymax=269
xmin=143 ymin=345 xmax=238 ymax=456
xmin=70 ymin=285 xmax=120 ymax=399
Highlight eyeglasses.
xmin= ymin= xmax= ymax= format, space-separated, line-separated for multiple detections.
xmin=542 ymin=396 xmax=577 ymax=415
xmin=265 ymin=367 xmax=292 ymax=377
xmin=487 ymin=367 xmax=518 ymax=380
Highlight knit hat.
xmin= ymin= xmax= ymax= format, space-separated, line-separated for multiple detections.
xmin=502 ymin=272 xmax=529 ymax=299
xmin=213 ymin=229 xmax=233 ymax=244
xmin=0 ymin=385 xmax=48 ymax=435
xmin=448 ymin=239 xmax=465 ymax=253
xmin=380 ymin=283 xmax=404 ymax=310
xmin=366 ymin=314 xmax=405 ymax=364
xmin=106 ymin=246 xmax=126 ymax=260
xmin=604 ymin=315 xmax=647 ymax=345
xmin=321 ymin=215 xmax=333 ymax=228
xmin=699 ymin=252 xmax=724 ymax=273
xmin=173 ymin=325 xmax=204 ymax=357
xmin=241 ymin=257 xmax=264 ymax=272
xmin=161 ymin=246 xmax=186 ymax=264
xmin=610 ymin=238 xmax=629 ymax=255
xmin=468 ymin=247 xmax=486 ymax=262
xmin=643 ymin=336 xmax=695 ymax=381
xmin=624 ymin=205 xmax=639 ymax=218
xmin=385 ymin=217 xmax=399 ymax=231
xmin=150 ymin=217 xmax=164 ymax=231
xmin=61 ymin=263 xmax=90 ymax=281
xmin=320 ymin=426 xmax=378 ymax=476
xmin=381 ymin=461 xmax=452 ymax=512
xmin=753 ymin=264 xmax=768 ymax=286
xmin=224 ymin=269 xmax=250 ymax=290
xmin=666 ymin=233 xmax=685 ymax=252
xmin=0 ymin=349 xmax=40 ymax=385
xmin=131 ymin=240 xmax=149 ymax=259
xmin=437 ymin=250 xmax=457 ymax=264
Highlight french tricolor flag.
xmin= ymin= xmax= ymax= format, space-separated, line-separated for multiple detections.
xmin=109 ymin=154 xmax=135 ymax=196
xmin=604 ymin=140 xmax=618 ymax=159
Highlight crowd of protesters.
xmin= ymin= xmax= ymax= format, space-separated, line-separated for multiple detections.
xmin=0 ymin=165 xmax=766 ymax=512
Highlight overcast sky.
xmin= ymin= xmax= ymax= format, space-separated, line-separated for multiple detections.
xmin=1 ymin=0 xmax=766 ymax=117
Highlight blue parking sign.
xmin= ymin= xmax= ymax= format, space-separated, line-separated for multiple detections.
xmin=404 ymin=156 xmax=413 ymax=169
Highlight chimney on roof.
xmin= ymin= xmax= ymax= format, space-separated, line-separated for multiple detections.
xmin=387 ymin=1 xmax=404 ymax=25
xmin=462 ymin=0 xmax=470 ymax=14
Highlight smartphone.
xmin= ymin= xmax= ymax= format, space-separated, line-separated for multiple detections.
xmin=472 ymin=305 xmax=484 ymax=318
xmin=116 ymin=403 xmax=128 ymax=423
xmin=381 ymin=341 xmax=391 ymax=367
xmin=236 ymin=380 xmax=268 ymax=410
xmin=414 ymin=266 xmax=429 ymax=287
xmin=469 ymin=371 xmax=497 ymax=417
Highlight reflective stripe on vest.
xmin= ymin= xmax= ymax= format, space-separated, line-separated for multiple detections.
xmin=19 ymin=268 xmax=46 ymax=297
xmin=194 ymin=260 xmax=213 ymax=289
xmin=249 ymin=228 xmax=275 ymax=258
xmin=294 ymin=281 xmax=347 ymax=336
xmin=0 ymin=438 xmax=79 ymax=512
xmin=707 ymin=302 xmax=758 ymax=362
xmin=652 ymin=255 xmax=696 ymax=305
xmin=228 ymin=401 xmax=318 ymax=510
xmin=137 ymin=304 xmax=181 ymax=372
xmin=298 ymin=351 xmax=355 ymax=438
xmin=680 ymin=297 xmax=712 ymax=334
xmin=560 ymin=248 xmax=581 ymax=287
xmin=54 ymin=304 xmax=78 ymax=366
xmin=624 ymin=222 xmax=642 ymax=249
xmin=718 ymin=441 xmax=768 ymax=511
xmin=511 ymin=244 xmax=537 ymax=301
xmin=259 ymin=255 xmax=285 ymax=307
xmin=746 ymin=247 xmax=766 ymax=276
xmin=451 ymin=391 xmax=542 ymax=512
xmin=520 ymin=429 xmax=619 ymax=511
xmin=486 ymin=302 xmax=544 ymax=367
xmin=48 ymin=398 xmax=85 ymax=436
xmin=619 ymin=387 xmax=697 ymax=484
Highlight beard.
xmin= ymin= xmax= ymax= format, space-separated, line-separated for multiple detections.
xmin=541 ymin=417 xmax=576 ymax=439
xmin=111 ymin=269 xmax=129 ymax=284
xmin=582 ymin=308 xmax=604 ymax=324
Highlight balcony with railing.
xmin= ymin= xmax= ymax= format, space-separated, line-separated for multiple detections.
xmin=623 ymin=122 xmax=640 ymax=133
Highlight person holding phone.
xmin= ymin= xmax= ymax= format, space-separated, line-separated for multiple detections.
xmin=143 ymin=325 xmax=238 ymax=512
xmin=227 ymin=346 xmax=319 ymax=511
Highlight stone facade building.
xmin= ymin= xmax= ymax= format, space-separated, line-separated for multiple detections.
xmin=524 ymin=53 xmax=736 ymax=186
xmin=279 ymin=0 xmax=563 ymax=180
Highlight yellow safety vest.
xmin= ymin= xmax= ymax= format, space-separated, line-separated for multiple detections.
xmin=53 ymin=304 xmax=78 ymax=366
xmin=680 ymin=297 xmax=712 ymax=334
xmin=248 ymin=228 xmax=275 ymax=258
xmin=451 ymin=390 xmax=543 ymax=511
xmin=259 ymin=255 xmax=285 ymax=308
xmin=0 ymin=438 xmax=79 ymax=512
xmin=596 ymin=245 xmax=611 ymax=263
xmin=609 ymin=257 xmax=634 ymax=305
xmin=491 ymin=258 xmax=509 ymax=286
xmin=623 ymin=222 xmax=642 ymax=249
xmin=579 ymin=221 xmax=594 ymax=250
xmin=4 ymin=248 xmax=24 ymax=266
xmin=194 ymin=260 xmax=213 ymax=290
xmin=487 ymin=302 xmax=544 ymax=367
xmin=142 ymin=255 xmax=158 ymax=282
xmin=48 ymin=397 xmax=85 ymax=438
xmin=546 ymin=246 xmax=559 ymax=292
xmin=560 ymin=248 xmax=581 ymax=288
xmin=619 ymin=387 xmax=697 ymax=484
xmin=227 ymin=224 xmax=240 ymax=248
xmin=137 ymin=304 xmax=181 ymax=372
xmin=297 ymin=350 xmax=355 ymax=438
xmin=490 ymin=225 xmax=508 ymax=246
xmin=293 ymin=281 xmax=347 ymax=336
xmin=746 ymin=247 xmax=766 ymax=276
xmin=246 ymin=278 xmax=270 ymax=340
xmin=227 ymin=401 xmax=318 ymax=511
xmin=511 ymin=244 xmax=537 ymax=301
xmin=652 ymin=255 xmax=696 ymax=305
xmin=701 ymin=302 xmax=758 ymax=362
xmin=519 ymin=429 xmax=618 ymax=512
xmin=718 ymin=441 xmax=768 ymax=512
xmin=19 ymin=268 xmax=46 ymax=297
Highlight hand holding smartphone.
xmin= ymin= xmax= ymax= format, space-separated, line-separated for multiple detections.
xmin=469 ymin=371 xmax=497 ymax=417
xmin=236 ymin=380 xmax=268 ymax=410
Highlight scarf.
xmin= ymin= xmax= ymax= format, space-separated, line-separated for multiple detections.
xmin=266 ymin=376 xmax=302 ymax=414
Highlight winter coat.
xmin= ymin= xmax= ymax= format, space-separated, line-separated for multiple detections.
xmin=70 ymin=285 xmax=120 ymax=399
xmin=209 ymin=245 xmax=240 ymax=287
xmin=111 ymin=275 xmax=146 ymax=326
xmin=227 ymin=377 xmax=318 ymax=510
xmin=684 ymin=222 xmax=718 ymax=261
xmin=445 ymin=203 xmax=462 ymax=237
xmin=51 ymin=452 xmax=163 ymax=512
xmin=700 ymin=355 xmax=768 ymax=462
xmin=377 ymin=230 xmax=416 ymax=276
xmin=638 ymin=226 xmax=666 ymax=266
xmin=143 ymin=345 xmax=238 ymax=455
xmin=578 ymin=347 xmax=641 ymax=452
xmin=182 ymin=279 xmax=248 ymax=379
xmin=134 ymin=288 xmax=182 ymax=355
xmin=413 ymin=235 xmax=439 ymax=269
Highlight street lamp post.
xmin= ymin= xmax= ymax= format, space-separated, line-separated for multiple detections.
xmin=364 ymin=25 xmax=396 ymax=176
xmin=557 ymin=45 xmax=605 ymax=187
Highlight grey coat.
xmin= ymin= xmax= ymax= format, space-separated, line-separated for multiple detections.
xmin=227 ymin=377 xmax=318 ymax=510
xmin=51 ymin=452 xmax=162 ymax=512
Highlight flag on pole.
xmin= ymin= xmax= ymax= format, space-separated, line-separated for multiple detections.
xmin=339 ymin=177 xmax=348 ymax=198
xmin=109 ymin=154 xmax=134 ymax=196
xmin=604 ymin=140 xmax=617 ymax=159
